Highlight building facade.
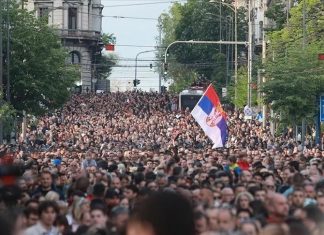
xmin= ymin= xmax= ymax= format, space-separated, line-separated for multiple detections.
xmin=25 ymin=0 xmax=104 ymax=93
xmin=235 ymin=0 xmax=272 ymax=48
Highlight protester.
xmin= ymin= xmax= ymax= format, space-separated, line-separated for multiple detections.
xmin=0 ymin=91 xmax=323 ymax=235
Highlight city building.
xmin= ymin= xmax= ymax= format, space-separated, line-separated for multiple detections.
xmin=236 ymin=0 xmax=271 ymax=48
xmin=25 ymin=0 xmax=104 ymax=93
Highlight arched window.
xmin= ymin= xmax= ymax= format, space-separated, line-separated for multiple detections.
xmin=68 ymin=51 xmax=81 ymax=64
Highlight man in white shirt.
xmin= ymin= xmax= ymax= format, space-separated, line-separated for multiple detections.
xmin=24 ymin=200 xmax=61 ymax=235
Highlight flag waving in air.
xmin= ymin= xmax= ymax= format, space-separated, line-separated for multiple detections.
xmin=191 ymin=84 xmax=228 ymax=148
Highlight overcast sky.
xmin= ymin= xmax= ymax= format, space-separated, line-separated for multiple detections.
xmin=102 ymin=0 xmax=185 ymax=91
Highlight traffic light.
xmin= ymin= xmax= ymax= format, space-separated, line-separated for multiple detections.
xmin=133 ymin=79 xmax=141 ymax=87
xmin=164 ymin=63 xmax=168 ymax=74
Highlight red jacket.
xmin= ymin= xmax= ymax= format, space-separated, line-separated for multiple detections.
xmin=237 ymin=160 xmax=250 ymax=171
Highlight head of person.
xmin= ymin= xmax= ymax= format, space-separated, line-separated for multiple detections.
xmin=241 ymin=170 xmax=253 ymax=183
xmin=93 ymin=183 xmax=106 ymax=199
xmin=304 ymin=183 xmax=316 ymax=199
xmin=317 ymin=195 xmax=324 ymax=213
xmin=71 ymin=197 xmax=90 ymax=222
xmin=90 ymin=203 xmax=108 ymax=229
xmin=124 ymin=185 xmax=139 ymax=200
xmin=263 ymin=179 xmax=276 ymax=193
xmin=111 ymin=206 xmax=129 ymax=232
xmin=40 ymin=171 xmax=53 ymax=190
xmin=302 ymin=204 xmax=324 ymax=234
xmin=24 ymin=207 xmax=39 ymax=227
xmin=105 ymin=188 xmax=120 ymax=209
xmin=112 ymin=176 xmax=122 ymax=189
xmin=80 ymin=212 xmax=92 ymax=226
xmin=221 ymin=187 xmax=234 ymax=204
xmin=38 ymin=200 xmax=59 ymax=228
xmin=237 ymin=208 xmax=253 ymax=225
xmin=285 ymin=217 xmax=310 ymax=235
xmin=235 ymin=192 xmax=254 ymax=210
xmin=206 ymin=207 xmax=218 ymax=231
xmin=266 ymin=193 xmax=289 ymax=222
xmin=127 ymin=191 xmax=195 ymax=235
xmin=55 ymin=215 xmax=70 ymax=235
xmin=0 ymin=208 xmax=26 ymax=235
xmin=199 ymin=188 xmax=214 ymax=207
xmin=217 ymin=208 xmax=236 ymax=233
xmin=193 ymin=211 xmax=208 ymax=235
xmin=291 ymin=188 xmax=305 ymax=208
xmin=254 ymin=188 xmax=266 ymax=202
xmin=120 ymin=197 xmax=130 ymax=208
xmin=240 ymin=220 xmax=260 ymax=235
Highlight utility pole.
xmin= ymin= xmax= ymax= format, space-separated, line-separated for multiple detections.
xmin=6 ymin=0 xmax=10 ymax=102
xmin=0 ymin=0 xmax=3 ymax=144
xmin=301 ymin=0 xmax=307 ymax=147
xmin=219 ymin=2 xmax=222 ymax=52
xmin=247 ymin=0 xmax=253 ymax=107
xmin=158 ymin=23 xmax=162 ymax=93
xmin=234 ymin=0 xmax=238 ymax=110
xmin=262 ymin=22 xmax=267 ymax=128
xmin=302 ymin=0 xmax=307 ymax=49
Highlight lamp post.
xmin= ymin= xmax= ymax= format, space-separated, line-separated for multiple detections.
xmin=0 ymin=0 xmax=3 ymax=144
xmin=209 ymin=0 xmax=237 ymax=108
xmin=247 ymin=0 xmax=253 ymax=108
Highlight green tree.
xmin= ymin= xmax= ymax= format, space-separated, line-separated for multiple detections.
xmin=159 ymin=0 xmax=247 ymax=94
xmin=94 ymin=33 xmax=118 ymax=80
xmin=263 ymin=0 xmax=324 ymax=126
xmin=102 ymin=33 xmax=116 ymax=45
xmin=227 ymin=66 xmax=258 ymax=108
xmin=2 ymin=1 xmax=79 ymax=115
xmin=265 ymin=0 xmax=287 ymax=30
xmin=94 ymin=53 xmax=117 ymax=80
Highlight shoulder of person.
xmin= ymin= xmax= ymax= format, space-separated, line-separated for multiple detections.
xmin=23 ymin=224 xmax=42 ymax=235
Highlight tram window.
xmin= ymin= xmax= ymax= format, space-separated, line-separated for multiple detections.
xmin=180 ymin=95 xmax=201 ymax=111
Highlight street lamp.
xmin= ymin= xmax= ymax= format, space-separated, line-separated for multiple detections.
xmin=209 ymin=0 xmax=238 ymax=108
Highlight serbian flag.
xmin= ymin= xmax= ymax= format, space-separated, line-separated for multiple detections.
xmin=191 ymin=84 xmax=228 ymax=148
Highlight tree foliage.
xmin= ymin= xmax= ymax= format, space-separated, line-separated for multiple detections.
xmin=94 ymin=33 xmax=118 ymax=80
xmin=158 ymin=0 xmax=247 ymax=94
xmin=94 ymin=53 xmax=117 ymax=80
xmin=2 ymin=1 xmax=79 ymax=115
xmin=265 ymin=0 xmax=287 ymax=30
xmin=263 ymin=0 xmax=324 ymax=125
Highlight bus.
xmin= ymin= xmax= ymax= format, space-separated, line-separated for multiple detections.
xmin=179 ymin=88 xmax=204 ymax=111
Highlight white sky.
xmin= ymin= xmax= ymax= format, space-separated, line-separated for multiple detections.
xmin=102 ymin=0 xmax=184 ymax=91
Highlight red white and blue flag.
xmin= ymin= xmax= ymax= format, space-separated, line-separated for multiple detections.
xmin=191 ymin=84 xmax=228 ymax=148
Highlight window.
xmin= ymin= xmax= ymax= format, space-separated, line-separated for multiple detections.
xmin=68 ymin=8 xmax=77 ymax=29
xmin=68 ymin=51 xmax=81 ymax=64
xmin=39 ymin=7 xmax=49 ymax=23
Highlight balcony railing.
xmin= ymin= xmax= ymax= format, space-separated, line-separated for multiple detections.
xmin=58 ymin=29 xmax=101 ymax=40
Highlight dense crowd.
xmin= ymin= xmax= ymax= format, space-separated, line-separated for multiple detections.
xmin=0 ymin=91 xmax=324 ymax=235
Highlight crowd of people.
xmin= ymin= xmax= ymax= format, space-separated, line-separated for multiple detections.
xmin=0 ymin=91 xmax=324 ymax=235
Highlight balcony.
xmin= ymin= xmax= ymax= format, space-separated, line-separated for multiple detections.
xmin=59 ymin=29 xmax=101 ymax=40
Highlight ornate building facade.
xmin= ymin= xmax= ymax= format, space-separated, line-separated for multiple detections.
xmin=25 ymin=0 xmax=104 ymax=92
